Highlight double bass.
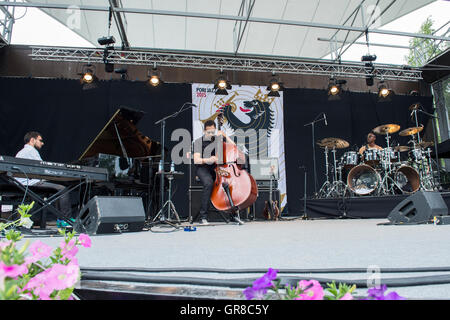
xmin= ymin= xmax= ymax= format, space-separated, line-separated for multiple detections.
xmin=210 ymin=111 xmax=258 ymax=213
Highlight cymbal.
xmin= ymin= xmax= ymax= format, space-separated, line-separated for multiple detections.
xmin=418 ymin=141 xmax=434 ymax=148
xmin=317 ymin=137 xmax=349 ymax=149
xmin=372 ymin=124 xmax=401 ymax=135
xmin=394 ymin=146 xmax=410 ymax=152
xmin=399 ymin=126 xmax=424 ymax=136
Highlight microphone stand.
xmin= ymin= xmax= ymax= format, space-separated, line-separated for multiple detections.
xmin=304 ymin=113 xmax=327 ymax=196
xmin=299 ymin=166 xmax=308 ymax=219
xmin=153 ymin=102 xmax=197 ymax=227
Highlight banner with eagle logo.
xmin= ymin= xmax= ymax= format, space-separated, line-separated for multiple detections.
xmin=192 ymin=83 xmax=287 ymax=212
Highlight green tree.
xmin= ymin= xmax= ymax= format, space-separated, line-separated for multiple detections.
xmin=405 ymin=16 xmax=449 ymax=67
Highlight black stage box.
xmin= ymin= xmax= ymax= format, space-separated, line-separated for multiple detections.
xmin=75 ymin=196 xmax=146 ymax=235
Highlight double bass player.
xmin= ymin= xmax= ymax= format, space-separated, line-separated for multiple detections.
xmin=193 ymin=119 xmax=247 ymax=225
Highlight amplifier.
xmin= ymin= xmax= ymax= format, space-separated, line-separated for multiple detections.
xmin=256 ymin=180 xmax=278 ymax=189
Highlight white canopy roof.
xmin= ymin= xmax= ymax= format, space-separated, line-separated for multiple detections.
xmin=25 ymin=0 xmax=437 ymax=61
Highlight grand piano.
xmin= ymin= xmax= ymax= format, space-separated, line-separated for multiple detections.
xmin=76 ymin=107 xmax=162 ymax=217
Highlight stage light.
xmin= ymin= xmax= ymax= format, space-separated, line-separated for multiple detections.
xmin=78 ymin=64 xmax=98 ymax=90
xmin=366 ymin=75 xmax=374 ymax=87
xmin=149 ymin=75 xmax=160 ymax=86
xmin=147 ymin=64 xmax=163 ymax=87
xmin=327 ymin=78 xmax=346 ymax=97
xmin=361 ymin=54 xmax=377 ymax=62
xmin=214 ymin=70 xmax=231 ymax=95
xmin=82 ymin=70 xmax=94 ymax=84
xmin=115 ymin=67 xmax=128 ymax=80
xmin=378 ymin=80 xmax=394 ymax=101
xmin=379 ymin=86 xmax=390 ymax=98
xmin=79 ymin=64 xmax=97 ymax=84
xmin=266 ymin=73 xmax=285 ymax=97
xmin=98 ymin=36 xmax=116 ymax=46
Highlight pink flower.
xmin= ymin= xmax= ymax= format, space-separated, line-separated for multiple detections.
xmin=45 ymin=263 xmax=79 ymax=291
xmin=26 ymin=240 xmax=54 ymax=265
xmin=24 ymin=270 xmax=54 ymax=299
xmin=60 ymin=239 xmax=79 ymax=261
xmin=78 ymin=234 xmax=91 ymax=248
xmin=0 ymin=262 xmax=28 ymax=279
xmin=339 ymin=292 xmax=354 ymax=300
xmin=295 ymin=280 xmax=325 ymax=300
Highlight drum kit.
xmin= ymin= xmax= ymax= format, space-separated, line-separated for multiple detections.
xmin=317 ymin=123 xmax=440 ymax=198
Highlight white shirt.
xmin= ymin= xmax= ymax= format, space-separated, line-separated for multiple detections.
xmin=15 ymin=144 xmax=42 ymax=186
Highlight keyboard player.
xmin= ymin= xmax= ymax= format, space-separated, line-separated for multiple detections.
xmin=15 ymin=131 xmax=73 ymax=220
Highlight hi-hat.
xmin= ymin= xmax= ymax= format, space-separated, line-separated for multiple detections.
xmin=317 ymin=137 xmax=349 ymax=149
xmin=394 ymin=146 xmax=410 ymax=152
xmin=399 ymin=126 xmax=423 ymax=136
xmin=372 ymin=124 xmax=401 ymax=135
xmin=418 ymin=141 xmax=434 ymax=148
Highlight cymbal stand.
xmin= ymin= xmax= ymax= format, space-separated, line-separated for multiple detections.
xmin=411 ymin=108 xmax=422 ymax=144
xmin=381 ymin=133 xmax=393 ymax=194
xmin=378 ymin=133 xmax=403 ymax=195
xmin=318 ymin=146 xmax=332 ymax=198
xmin=328 ymin=148 xmax=347 ymax=198
xmin=422 ymin=148 xmax=437 ymax=191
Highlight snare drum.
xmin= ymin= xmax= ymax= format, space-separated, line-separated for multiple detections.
xmin=362 ymin=149 xmax=382 ymax=166
xmin=340 ymin=151 xmax=359 ymax=168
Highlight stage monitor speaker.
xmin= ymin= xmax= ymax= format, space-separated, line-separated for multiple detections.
xmin=75 ymin=196 xmax=146 ymax=235
xmin=387 ymin=191 xmax=448 ymax=224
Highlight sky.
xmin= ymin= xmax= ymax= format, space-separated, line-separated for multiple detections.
xmin=5 ymin=0 xmax=450 ymax=65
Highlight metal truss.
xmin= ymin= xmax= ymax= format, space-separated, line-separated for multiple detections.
xmin=0 ymin=0 xmax=17 ymax=45
xmin=30 ymin=46 xmax=423 ymax=81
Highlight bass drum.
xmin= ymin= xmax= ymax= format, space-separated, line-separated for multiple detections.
xmin=347 ymin=164 xmax=380 ymax=196
xmin=394 ymin=165 xmax=420 ymax=194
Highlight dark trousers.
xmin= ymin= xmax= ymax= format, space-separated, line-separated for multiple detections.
xmin=195 ymin=166 xmax=216 ymax=219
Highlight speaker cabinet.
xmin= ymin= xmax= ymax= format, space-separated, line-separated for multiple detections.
xmin=388 ymin=191 xmax=448 ymax=224
xmin=75 ymin=196 xmax=146 ymax=235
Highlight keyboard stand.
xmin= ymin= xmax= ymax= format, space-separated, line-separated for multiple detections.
xmin=0 ymin=174 xmax=90 ymax=229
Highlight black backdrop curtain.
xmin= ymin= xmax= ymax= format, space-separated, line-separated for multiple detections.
xmin=0 ymin=77 xmax=434 ymax=217
xmin=0 ymin=77 xmax=192 ymax=217
xmin=283 ymin=88 xmax=433 ymax=214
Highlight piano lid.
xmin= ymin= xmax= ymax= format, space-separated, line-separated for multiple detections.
xmin=79 ymin=107 xmax=161 ymax=160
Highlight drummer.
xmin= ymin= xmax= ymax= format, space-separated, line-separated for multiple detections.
xmin=358 ymin=132 xmax=383 ymax=155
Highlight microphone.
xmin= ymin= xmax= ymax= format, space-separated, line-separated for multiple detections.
xmin=323 ymin=113 xmax=328 ymax=126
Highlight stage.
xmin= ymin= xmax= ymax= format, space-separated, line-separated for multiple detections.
xmin=305 ymin=191 xmax=450 ymax=219
xmin=17 ymin=212 xmax=450 ymax=300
